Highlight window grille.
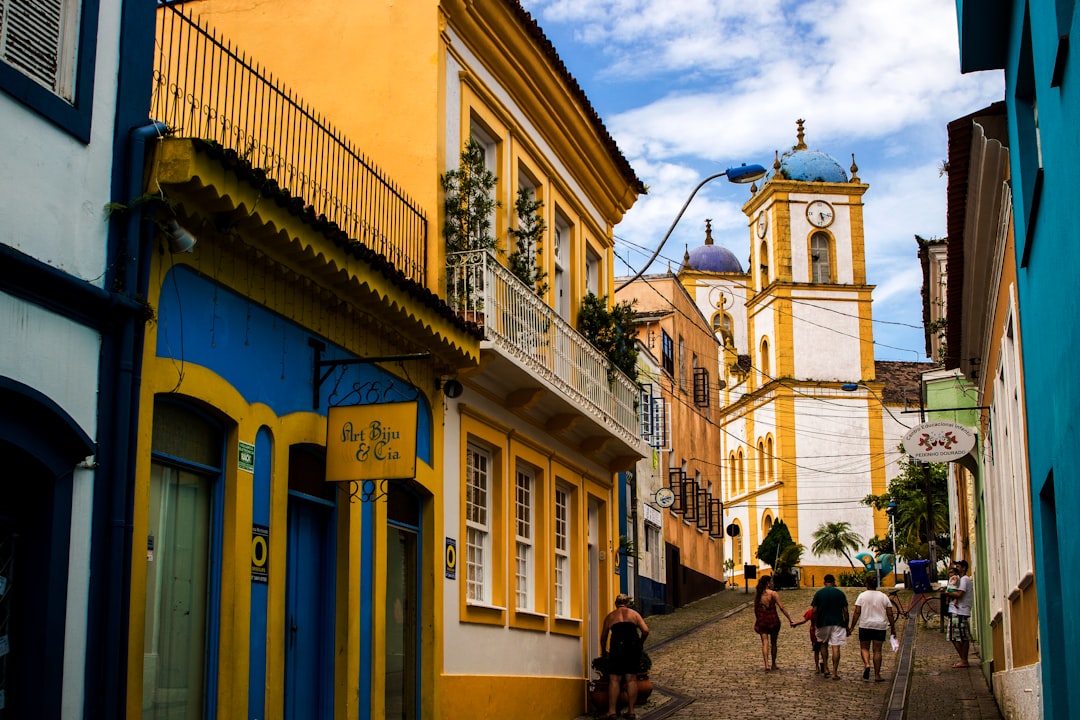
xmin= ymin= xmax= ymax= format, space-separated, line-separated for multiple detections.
xmin=693 ymin=367 xmax=710 ymax=407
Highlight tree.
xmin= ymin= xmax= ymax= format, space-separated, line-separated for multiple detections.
xmin=756 ymin=519 xmax=796 ymax=571
xmin=507 ymin=187 xmax=548 ymax=295
xmin=441 ymin=139 xmax=498 ymax=254
xmin=577 ymin=292 xmax=639 ymax=382
xmin=811 ymin=521 xmax=863 ymax=570
xmin=863 ymin=453 xmax=950 ymax=562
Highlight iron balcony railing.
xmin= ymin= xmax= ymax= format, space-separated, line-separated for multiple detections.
xmin=152 ymin=3 xmax=426 ymax=285
xmin=447 ymin=250 xmax=642 ymax=444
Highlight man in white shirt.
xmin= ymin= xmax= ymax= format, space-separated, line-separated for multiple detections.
xmin=848 ymin=575 xmax=897 ymax=681
xmin=945 ymin=559 xmax=973 ymax=668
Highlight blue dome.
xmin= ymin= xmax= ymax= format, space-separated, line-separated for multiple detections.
xmin=683 ymin=243 xmax=743 ymax=273
xmin=777 ymin=149 xmax=848 ymax=183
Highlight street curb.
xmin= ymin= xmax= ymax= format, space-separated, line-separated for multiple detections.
xmin=883 ymin=616 xmax=917 ymax=720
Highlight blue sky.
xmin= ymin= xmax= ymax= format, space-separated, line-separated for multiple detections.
xmin=520 ymin=0 xmax=1003 ymax=361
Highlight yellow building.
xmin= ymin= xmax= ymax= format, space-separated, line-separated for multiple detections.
xmin=131 ymin=3 xmax=645 ymax=719
xmin=617 ymin=273 xmax=727 ymax=609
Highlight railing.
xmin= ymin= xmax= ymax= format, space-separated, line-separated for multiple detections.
xmin=152 ymin=3 xmax=426 ymax=285
xmin=447 ymin=250 xmax=643 ymax=444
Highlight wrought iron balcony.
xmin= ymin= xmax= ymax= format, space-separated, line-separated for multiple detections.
xmin=152 ymin=3 xmax=426 ymax=285
xmin=447 ymin=250 xmax=646 ymax=460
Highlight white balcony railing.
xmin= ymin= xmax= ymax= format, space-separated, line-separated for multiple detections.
xmin=447 ymin=249 xmax=642 ymax=444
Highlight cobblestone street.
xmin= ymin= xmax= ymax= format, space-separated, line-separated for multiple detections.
xmin=647 ymin=588 xmax=893 ymax=720
xmin=578 ymin=586 xmax=1005 ymax=720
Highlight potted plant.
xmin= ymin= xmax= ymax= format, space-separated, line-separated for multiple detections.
xmin=577 ymin=292 xmax=639 ymax=383
xmin=588 ymin=651 xmax=652 ymax=714
xmin=442 ymin=139 xmax=498 ymax=317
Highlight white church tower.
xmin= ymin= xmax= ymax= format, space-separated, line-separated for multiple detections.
xmin=680 ymin=120 xmax=899 ymax=586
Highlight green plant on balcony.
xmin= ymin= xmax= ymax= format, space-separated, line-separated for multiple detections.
xmin=577 ymin=292 xmax=639 ymax=383
xmin=442 ymin=139 xmax=499 ymax=314
xmin=507 ymin=187 xmax=548 ymax=296
xmin=441 ymin=139 xmax=499 ymax=254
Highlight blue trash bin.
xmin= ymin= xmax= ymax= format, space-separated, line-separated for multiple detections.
xmin=908 ymin=559 xmax=932 ymax=593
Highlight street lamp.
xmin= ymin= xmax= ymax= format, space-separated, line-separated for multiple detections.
xmin=886 ymin=502 xmax=899 ymax=585
xmin=616 ymin=163 xmax=768 ymax=291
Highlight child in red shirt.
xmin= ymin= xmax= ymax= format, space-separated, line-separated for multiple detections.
xmin=792 ymin=607 xmax=828 ymax=675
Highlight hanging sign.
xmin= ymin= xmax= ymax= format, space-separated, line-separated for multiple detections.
xmin=902 ymin=421 xmax=976 ymax=462
xmin=326 ymin=402 xmax=418 ymax=481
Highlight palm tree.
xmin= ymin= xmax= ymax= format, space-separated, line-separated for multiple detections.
xmin=811 ymin=521 xmax=863 ymax=570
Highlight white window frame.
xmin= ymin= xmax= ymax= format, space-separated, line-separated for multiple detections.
xmin=810 ymin=232 xmax=832 ymax=283
xmin=514 ymin=464 xmax=535 ymax=611
xmin=554 ymin=485 xmax=570 ymax=618
xmin=465 ymin=443 xmax=493 ymax=604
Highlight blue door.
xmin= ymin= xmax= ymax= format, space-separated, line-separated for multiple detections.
xmin=284 ymin=490 xmax=335 ymax=720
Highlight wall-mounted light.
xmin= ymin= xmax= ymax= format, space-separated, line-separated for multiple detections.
xmin=437 ymin=376 xmax=463 ymax=398
xmin=166 ymin=219 xmax=197 ymax=253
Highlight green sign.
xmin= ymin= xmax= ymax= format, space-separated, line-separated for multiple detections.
xmin=238 ymin=440 xmax=255 ymax=473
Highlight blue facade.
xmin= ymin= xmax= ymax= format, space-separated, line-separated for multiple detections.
xmin=956 ymin=3 xmax=1080 ymax=717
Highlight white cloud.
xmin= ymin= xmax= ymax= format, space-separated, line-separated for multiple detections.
xmin=522 ymin=0 xmax=1002 ymax=360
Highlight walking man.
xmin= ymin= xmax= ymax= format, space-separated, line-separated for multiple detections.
xmin=811 ymin=574 xmax=849 ymax=679
xmin=848 ymin=574 xmax=896 ymax=681
xmin=945 ymin=560 xmax=973 ymax=668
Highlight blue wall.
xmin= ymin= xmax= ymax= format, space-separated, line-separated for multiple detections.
xmin=956 ymin=3 xmax=1079 ymax=717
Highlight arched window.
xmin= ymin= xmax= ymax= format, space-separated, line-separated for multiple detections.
xmin=737 ymin=448 xmax=746 ymax=495
xmin=762 ymin=513 xmax=773 ymax=538
xmin=766 ymin=435 xmax=775 ymax=484
xmin=759 ymin=240 xmax=769 ymax=284
xmin=712 ymin=311 xmax=734 ymax=341
xmin=728 ymin=452 xmax=737 ymax=497
xmin=811 ymin=232 xmax=832 ymax=283
xmin=757 ymin=439 xmax=766 ymax=488
xmin=760 ymin=337 xmax=771 ymax=382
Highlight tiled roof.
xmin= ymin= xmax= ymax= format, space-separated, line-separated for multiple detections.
xmin=874 ymin=360 xmax=936 ymax=406
xmin=505 ymin=1 xmax=646 ymax=195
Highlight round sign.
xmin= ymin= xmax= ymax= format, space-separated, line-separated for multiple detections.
xmin=655 ymin=487 xmax=676 ymax=508
xmin=902 ymin=421 xmax=976 ymax=462
xmin=726 ymin=523 xmax=740 ymax=537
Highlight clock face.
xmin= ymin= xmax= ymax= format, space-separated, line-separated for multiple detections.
xmin=655 ymin=487 xmax=676 ymax=508
xmin=756 ymin=212 xmax=768 ymax=237
xmin=806 ymin=200 xmax=834 ymax=228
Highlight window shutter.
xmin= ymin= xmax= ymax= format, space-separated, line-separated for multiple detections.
xmin=2 ymin=0 xmax=77 ymax=100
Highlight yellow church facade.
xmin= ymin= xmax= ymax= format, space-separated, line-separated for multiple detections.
xmin=679 ymin=123 xmax=918 ymax=587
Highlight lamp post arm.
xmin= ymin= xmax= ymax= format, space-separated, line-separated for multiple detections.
xmin=615 ymin=170 xmax=729 ymax=292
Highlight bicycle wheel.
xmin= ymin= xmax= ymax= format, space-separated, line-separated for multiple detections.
xmin=888 ymin=591 xmax=907 ymax=619
xmin=920 ymin=595 xmax=941 ymax=624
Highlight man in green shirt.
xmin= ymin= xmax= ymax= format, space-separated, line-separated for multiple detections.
xmin=811 ymin=574 xmax=849 ymax=679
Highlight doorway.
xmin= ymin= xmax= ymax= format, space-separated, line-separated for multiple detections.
xmin=385 ymin=485 xmax=422 ymax=720
xmin=284 ymin=447 xmax=336 ymax=720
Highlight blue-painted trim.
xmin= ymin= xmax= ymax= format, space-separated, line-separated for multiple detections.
xmin=206 ymin=461 xmax=225 ymax=720
xmin=359 ymin=499 xmax=374 ymax=719
xmin=249 ymin=427 xmax=272 ymax=719
xmin=0 ymin=377 xmax=94 ymax=473
xmin=387 ymin=487 xmax=424 ymax=718
xmin=0 ymin=0 xmax=101 ymax=142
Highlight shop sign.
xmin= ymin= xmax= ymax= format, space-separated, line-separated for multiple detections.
xmin=902 ymin=421 xmax=976 ymax=462
xmin=326 ymin=402 xmax=418 ymax=481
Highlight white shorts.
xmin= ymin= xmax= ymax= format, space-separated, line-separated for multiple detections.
xmin=815 ymin=625 xmax=848 ymax=646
